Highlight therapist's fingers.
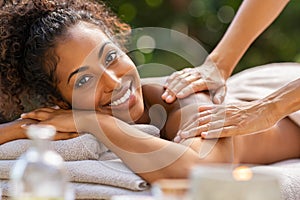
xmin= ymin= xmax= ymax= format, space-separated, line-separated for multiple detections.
xmin=164 ymin=70 xmax=184 ymax=88
xmin=162 ymin=73 xmax=195 ymax=102
xmin=198 ymin=105 xmax=215 ymax=112
xmin=178 ymin=114 xmax=215 ymax=140
xmin=179 ymin=119 xmax=227 ymax=139
xmin=162 ymin=89 xmax=177 ymax=103
xmin=201 ymin=126 xmax=237 ymax=139
xmin=176 ymin=79 xmax=207 ymax=98
xmin=179 ymin=124 xmax=211 ymax=139
xmin=212 ymin=85 xmax=227 ymax=104
xmin=176 ymin=79 xmax=206 ymax=98
xmin=169 ymin=74 xmax=200 ymax=96
xmin=164 ymin=68 xmax=193 ymax=88
xmin=163 ymin=68 xmax=205 ymax=102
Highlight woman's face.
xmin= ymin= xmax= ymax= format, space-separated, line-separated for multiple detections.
xmin=54 ymin=21 xmax=144 ymax=122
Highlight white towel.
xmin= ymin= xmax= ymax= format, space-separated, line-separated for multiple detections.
xmin=254 ymin=159 xmax=300 ymax=200
xmin=226 ymin=62 xmax=300 ymax=126
xmin=226 ymin=63 xmax=300 ymax=200
xmin=0 ymin=124 xmax=160 ymax=161
xmin=0 ymin=159 xmax=149 ymax=191
xmin=0 ymin=124 xmax=159 ymax=199
xmin=0 ymin=133 xmax=105 ymax=161
xmin=0 ymin=181 xmax=151 ymax=200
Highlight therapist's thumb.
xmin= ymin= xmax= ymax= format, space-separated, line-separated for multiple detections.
xmin=212 ymin=85 xmax=226 ymax=104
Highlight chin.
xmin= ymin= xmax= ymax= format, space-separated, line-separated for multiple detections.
xmin=113 ymin=99 xmax=144 ymax=123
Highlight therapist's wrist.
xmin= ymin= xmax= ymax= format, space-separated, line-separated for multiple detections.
xmin=258 ymin=98 xmax=282 ymax=125
xmin=205 ymin=53 xmax=233 ymax=81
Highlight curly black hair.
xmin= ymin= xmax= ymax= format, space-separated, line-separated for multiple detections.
xmin=0 ymin=0 xmax=130 ymax=122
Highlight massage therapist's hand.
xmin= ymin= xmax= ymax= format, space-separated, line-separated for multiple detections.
xmin=176 ymin=101 xmax=279 ymax=141
xmin=21 ymin=107 xmax=79 ymax=140
xmin=162 ymin=58 xmax=227 ymax=104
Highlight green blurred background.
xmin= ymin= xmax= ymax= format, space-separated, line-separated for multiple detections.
xmin=107 ymin=0 xmax=300 ymax=77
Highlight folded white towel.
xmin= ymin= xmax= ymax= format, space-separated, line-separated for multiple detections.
xmin=0 ymin=124 xmax=160 ymax=162
xmin=0 ymin=159 xmax=149 ymax=191
xmin=0 ymin=180 xmax=151 ymax=200
xmin=0 ymin=133 xmax=104 ymax=161
xmin=0 ymin=124 xmax=160 ymax=199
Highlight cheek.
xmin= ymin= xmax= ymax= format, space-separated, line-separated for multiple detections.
xmin=72 ymin=90 xmax=97 ymax=110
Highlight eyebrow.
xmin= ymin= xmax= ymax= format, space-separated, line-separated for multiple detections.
xmin=67 ymin=42 xmax=111 ymax=84
xmin=67 ymin=66 xmax=89 ymax=84
xmin=98 ymin=41 xmax=110 ymax=59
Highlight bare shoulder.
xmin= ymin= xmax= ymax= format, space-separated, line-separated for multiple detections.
xmin=141 ymin=76 xmax=178 ymax=112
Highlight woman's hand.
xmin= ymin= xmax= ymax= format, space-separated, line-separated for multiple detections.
xmin=174 ymin=101 xmax=279 ymax=141
xmin=162 ymin=59 xmax=227 ymax=104
xmin=0 ymin=118 xmax=39 ymax=144
xmin=21 ymin=107 xmax=79 ymax=140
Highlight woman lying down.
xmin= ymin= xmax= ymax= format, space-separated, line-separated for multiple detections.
xmin=0 ymin=0 xmax=299 ymax=183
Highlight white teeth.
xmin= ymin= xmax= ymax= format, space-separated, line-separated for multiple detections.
xmin=109 ymin=89 xmax=131 ymax=106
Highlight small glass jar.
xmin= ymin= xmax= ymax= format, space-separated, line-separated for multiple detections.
xmin=9 ymin=124 xmax=74 ymax=200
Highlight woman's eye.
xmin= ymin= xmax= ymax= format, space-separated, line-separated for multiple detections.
xmin=105 ymin=50 xmax=118 ymax=66
xmin=75 ymin=76 xmax=92 ymax=88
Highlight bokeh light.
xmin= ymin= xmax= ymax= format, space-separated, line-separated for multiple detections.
xmin=145 ymin=0 xmax=163 ymax=7
xmin=217 ymin=5 xmax=235 ymax=24
xmin=188 ymin=0 xmax=205 ymax=18
xmin=205 ymin=14 xmax=223 ymax=32
xmin=118 ymin=3 xmax=136 ymax=22
xmin=137 ymin=35 xmax=156 ymax=54
xmin=110 ymin=0 xmax=300 ymax=75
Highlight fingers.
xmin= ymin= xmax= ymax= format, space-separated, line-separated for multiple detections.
xmin=212 ymin=85 xmax=227 ymax=104
xmin=21 ymin=108 xmax=55 ymax=121
xmin=177 ymin=79 xmax=207 ymax=98
xmin=174 ymin=106 xmax=231 ymax=142
xmin=161 ymin=89 xmax=177 ymax=103
xmin=162 ymin=68 xmax=208 ymax=103
xmin=21 ymin=112 xmax=47 ymax=121
xmin=162 ymin=79 xmax=208 ymax=103
xmin=21 ymin=124 xmax=79 ymax=140
xmin=201 ymin=126 xmax=236 ymax=139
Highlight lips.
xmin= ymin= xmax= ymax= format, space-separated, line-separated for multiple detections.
xmin=102 ymin=80 xmax=134 ymax=108
xmin=109 ymin=88 xmax=131 ymax=106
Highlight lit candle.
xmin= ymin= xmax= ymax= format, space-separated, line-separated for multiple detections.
xmin=189 ymin=165 xmax=282 ymax=200
xmin=151 ymin=179 xmax=190 ymax=200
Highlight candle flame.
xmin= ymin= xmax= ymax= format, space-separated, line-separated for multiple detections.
xmin=232 ymin=166 xmax=253 ymax=181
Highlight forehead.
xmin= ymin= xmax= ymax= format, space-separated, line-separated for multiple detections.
xmin=55 ymin=22 xmax=108 ymax=80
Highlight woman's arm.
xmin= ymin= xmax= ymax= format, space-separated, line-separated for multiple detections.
xmin=22 ymin=106 xmax=233 ymax=183
xmin=76 ymin=112 xmax=233 ymax=183
xmin=0 ymin=116 xmax=78 ymax=144
xmin=0 ymin=118 xmax=36 ymax=144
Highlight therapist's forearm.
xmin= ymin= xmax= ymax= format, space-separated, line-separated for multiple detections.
xmin=265 ymin=78 xmax=300 ymax=122
xmin=208 ymin=0 xmax=289 ymax=79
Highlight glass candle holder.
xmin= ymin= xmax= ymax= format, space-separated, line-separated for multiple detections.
xmin=189 ymin=164 xmax=282 ymax=200
xmin=151 ymin=179 xmax=190 ymax=200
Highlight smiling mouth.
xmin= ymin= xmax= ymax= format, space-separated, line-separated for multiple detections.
xmin=109 ymin=88 xmax=131 ymax=106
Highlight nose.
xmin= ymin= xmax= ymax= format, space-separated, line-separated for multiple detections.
xmin=101 ymin=69 xmax=122 ymax=93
